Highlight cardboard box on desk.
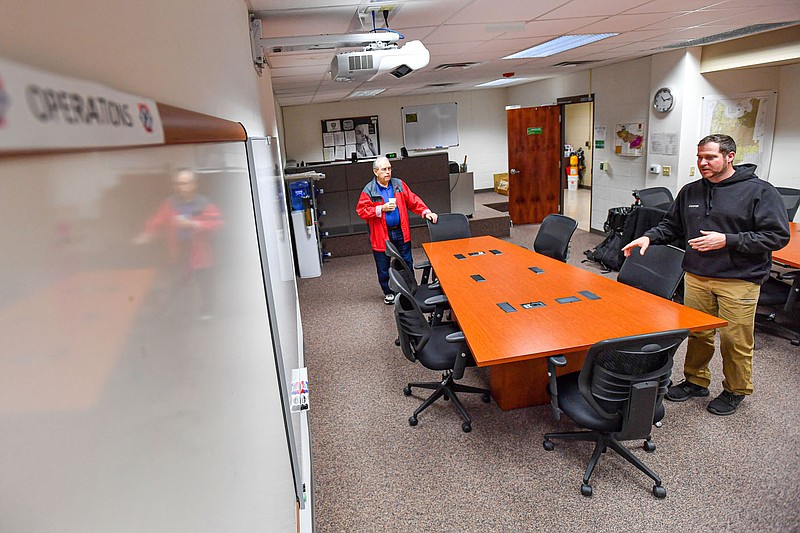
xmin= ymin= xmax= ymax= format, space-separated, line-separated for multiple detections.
xmin=493 ymin=173 xmax=509 ymax=196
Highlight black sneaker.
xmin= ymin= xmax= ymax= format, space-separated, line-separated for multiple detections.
xmin=707 ymin=391 xmax=745 ymax=416
xmin=383 ymin=293 xmax=395 ymax=305
xmin=666 ymin=380 xmax=710 ymax=402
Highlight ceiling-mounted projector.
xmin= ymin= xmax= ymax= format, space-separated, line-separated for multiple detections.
xmin=330 ymin=40 xmax=430 ymax=82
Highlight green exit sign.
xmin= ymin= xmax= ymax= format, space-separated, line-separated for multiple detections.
xmin=527 ymin=127 xmax=543 ymax=135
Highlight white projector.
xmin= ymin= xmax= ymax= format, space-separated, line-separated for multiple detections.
xmin=330 ymin=40 xmax=430 ymax=82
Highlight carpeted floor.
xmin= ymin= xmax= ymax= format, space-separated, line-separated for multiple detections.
xmin=297 ymin=225 xmax=800 ymax=532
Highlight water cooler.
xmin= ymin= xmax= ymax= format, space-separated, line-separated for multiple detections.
xmin=286 ymin=173 xmax=325 ymax=278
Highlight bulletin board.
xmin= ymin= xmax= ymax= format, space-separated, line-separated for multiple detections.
xmin=401 ymin=102 xmax=458 ymax=151
xmin=321 ymin=115 xmax=380 ymax=161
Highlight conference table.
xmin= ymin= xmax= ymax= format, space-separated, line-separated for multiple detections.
xmin=774 ymin=222 xmax=800 ymax=268
xmin=422 ymin=235 xmax=727 ymax=411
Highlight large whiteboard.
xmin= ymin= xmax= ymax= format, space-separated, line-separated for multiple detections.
xmin=401 ymin=102 xmax=459 ymax=151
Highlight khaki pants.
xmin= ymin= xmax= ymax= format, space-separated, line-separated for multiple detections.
xmin=683 ymin=273 xmax=761 ymax=395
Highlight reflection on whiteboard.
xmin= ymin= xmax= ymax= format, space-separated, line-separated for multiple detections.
xmin=402 ymin=102 xmax=458 ymax=151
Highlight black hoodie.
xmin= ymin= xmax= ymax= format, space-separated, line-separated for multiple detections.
xmin=643 ymin=164 xmax=790 ymax=284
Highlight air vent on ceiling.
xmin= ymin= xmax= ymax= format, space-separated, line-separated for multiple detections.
xmin=348 ymin=54 xmax=374 ymax=71
xmin=435 ymin=62 xmax=478 ymax=71
xmin=661 ymin=21 xmax=798 ymax=49
xmin=425 ymin=83 xmax=458 ymax=88
xmin=552 ymin=60 xmax=598 ymax=67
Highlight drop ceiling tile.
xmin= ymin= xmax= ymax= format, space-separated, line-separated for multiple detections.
xmin=540 ymin=0 xmax=657 ymax=19
xmin=446 ymin=0 xmax=571 ymax=24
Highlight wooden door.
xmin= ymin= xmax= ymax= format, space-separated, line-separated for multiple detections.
xmin=507 ymin=106 xmax=562 ymax=225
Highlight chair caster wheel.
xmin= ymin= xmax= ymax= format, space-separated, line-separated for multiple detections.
xmin=543 ymin=439 xmax=555 ymax=451
xmin=408 ymin=416 xmax=418 ymax=426
xmin=461 ymin=422 xmax=472 ymax=433
xmin=581 ymin=483 xmax=593 ymax=497
xmin=643 ymin=440 xmax=656 ymax=452
xmin=653 ymin=485 xmax=667 ymax=499
xmin=654 ymin=420 xmax=663 ymax=428
xmin=403 ymin=386 xmax=412 ymax=396
xmin=792 ymin=339 xmax=800 ymax=346
xmin=394 ymin=338 xmax=400 ymax=346
xmin=482 ymin=393 xmax=491 ymax=403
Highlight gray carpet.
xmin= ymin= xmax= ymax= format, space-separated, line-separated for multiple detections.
xmin=298 ymin=226 xmax=800 ymax=532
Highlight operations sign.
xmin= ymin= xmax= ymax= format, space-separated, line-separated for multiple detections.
xmin=0 ymin=56 xmax=164 ymax=151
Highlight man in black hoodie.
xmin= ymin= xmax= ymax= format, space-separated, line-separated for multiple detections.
xmin=622 ymin=134 xmax=790 ymax=416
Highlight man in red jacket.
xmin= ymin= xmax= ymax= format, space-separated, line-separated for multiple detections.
xmin=356 ymin=156 xmax=438 ymax=304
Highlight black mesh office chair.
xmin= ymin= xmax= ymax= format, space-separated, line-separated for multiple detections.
xmin=776 ymin=187 xmax=800 ymax=221
xmin=543 ymin=329 xmax=689 ymax=498
xmin=635 ymin=187 xmax=674 ymax=211
xmin=617 ymin=244 xmax=685 ymax=301
xmin=533 ymin=214 xmax=578 ymax=262
xmin=385 ymin=240 xmax=447 ymax=324
xmin=389 ymin=269 xmax=490 ymax=432
xmin=419 ymin=212 xmax=473 ymax=283
xmin=755 ymin=274 xmax=800 ymax=346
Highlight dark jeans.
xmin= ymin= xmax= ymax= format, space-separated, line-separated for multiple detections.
xmin=373 ymin=227 xmax=413 ymax=295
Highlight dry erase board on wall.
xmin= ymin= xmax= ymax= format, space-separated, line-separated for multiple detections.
xmin=401 ymin=102 xmax=458 ymax=151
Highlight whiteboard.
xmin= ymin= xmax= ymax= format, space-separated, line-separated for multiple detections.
xmin=0 ymin=141 xmax=299 ymax=531
xmin=401 ymin=102 xmax=458 ymax=151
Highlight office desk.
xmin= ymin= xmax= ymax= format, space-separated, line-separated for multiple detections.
xmin=423 ymin=236 xmax=727 ymax=410
xmin=774 ymin=222 xmax=800 ymax=268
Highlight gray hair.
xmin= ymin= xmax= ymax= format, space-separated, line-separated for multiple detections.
xmin=373 ymin=156 xmax=390 ymax=170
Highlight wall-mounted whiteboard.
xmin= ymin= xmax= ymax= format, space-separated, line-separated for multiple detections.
xmin=401 ymin=102 xmax=458 ymax=151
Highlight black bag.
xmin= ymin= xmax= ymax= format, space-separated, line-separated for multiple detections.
xmin=585 ymin=206 xmax=637 ymax=271
xmin=603 ymin=206 xmax=634 ymax=234
xmin=585 ymin=231 xmax=625 ymax=271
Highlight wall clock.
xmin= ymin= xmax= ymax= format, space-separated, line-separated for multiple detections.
xmin=653 ymin=87 xmax=674 ymax=113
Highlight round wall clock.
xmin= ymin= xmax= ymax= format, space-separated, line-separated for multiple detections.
xmin=653 ymin=87 xmax=674 ymax=113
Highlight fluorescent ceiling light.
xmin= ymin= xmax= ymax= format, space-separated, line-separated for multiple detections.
xmin=347 ymin=88 xmax=387 ymax=98
xmin=476 ymin=78 xmax=531 ymax=88
xmin=503 ymin=34 xmax=618 ymax=59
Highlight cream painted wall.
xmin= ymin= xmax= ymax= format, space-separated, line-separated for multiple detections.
xmin=0 ymin=0 xmax=298 ymax=531
xmin=281 ymin=89 xmax=509 ymax=189
xmin=0 ymin=0 xmax=268 ymax=136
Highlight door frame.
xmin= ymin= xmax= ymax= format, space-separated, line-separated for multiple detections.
xmin=557 ymin=93 xmax=594 ymax=229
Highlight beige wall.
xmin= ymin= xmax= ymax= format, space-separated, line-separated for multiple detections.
xmin=564 ymin=102 xmax=593 ymax=187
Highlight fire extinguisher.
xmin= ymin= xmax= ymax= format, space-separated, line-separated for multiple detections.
xmin=568 ymin=152 xmax=579 ymax=178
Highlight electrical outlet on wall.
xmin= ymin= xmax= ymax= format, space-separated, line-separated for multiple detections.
xmin=689 ymin=166 xmax=695 ymax=176
xmin=662 ymin=165 xmax=671 ymax=176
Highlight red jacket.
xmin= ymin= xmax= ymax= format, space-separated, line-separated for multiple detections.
xmin=355 ymin=177 xmax=431 ymax=252
xmin=143 ymin=194 xmax=223 ymax=270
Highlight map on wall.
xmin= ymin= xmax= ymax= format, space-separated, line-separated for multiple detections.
xmin=614 ymin=123 xmax=645 ymax=156
xmin=700 ymin=91 xmax=777 ymax=180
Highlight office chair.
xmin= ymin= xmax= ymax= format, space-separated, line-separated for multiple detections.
xmin=389 ymin=269 xmax=490 ymax=432
xmin=634 ymin=187 xmax=674 ymax=211
xmin=419 ymin=212 xmax=473 ymax=283
xmin=385 ymin=240 xmax=447 ymax=325
xmin=543 ymin=329 xmax=689 ymax=498
xmin=617 ymin=244 xmax=685 ymax=301
xmin=533 ymin=214 xmax=578 ymax=262
xmin=755 ymin=274 xmax=800 ymax=346
xmin=776 ymin=187 xmax=800 ymax=221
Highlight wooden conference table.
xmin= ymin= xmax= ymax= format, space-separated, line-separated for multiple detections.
xmin=774 ymin=222 xmax=800 ymax=268
xmin=422 ymin=236 xmax=727 ymax=411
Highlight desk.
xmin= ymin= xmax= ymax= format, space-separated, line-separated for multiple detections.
xmin=423 ymin=236 xmax=727 ymax=410
xmin=774 ymin=222 xmax=800 ymax=268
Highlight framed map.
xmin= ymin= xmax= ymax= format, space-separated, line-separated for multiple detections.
xmin=700 ymin=91 xmax=777 ymax=180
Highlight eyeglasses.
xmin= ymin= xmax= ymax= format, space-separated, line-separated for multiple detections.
xmin=377 ymin=167 xmax=392 ymax=172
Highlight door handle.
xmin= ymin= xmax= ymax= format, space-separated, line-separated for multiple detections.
xmin=510 ymin=168 xmax=520 ymax=174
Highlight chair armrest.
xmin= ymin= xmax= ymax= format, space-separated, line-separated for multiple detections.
xmin=446 ymin=331 xmax=469 ymax=380
xmin=415 ymin=259 xmax=432 ymax=284
xmin=546 ymin=355 xmax=567 ymax=421
xmin=424 ymin=294 xmax=449 ymax=307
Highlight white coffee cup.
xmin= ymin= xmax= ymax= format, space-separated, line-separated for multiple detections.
xmin=387 ymin=198 xmax=397 ymax=209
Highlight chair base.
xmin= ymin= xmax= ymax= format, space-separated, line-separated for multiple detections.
xmin=755 ymin=312 xmax=800 ymax=346
xmin=543 ymin=430 xmax=665 ymax=498
xmin=404 ymin=371 xmax=490 ymax=432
